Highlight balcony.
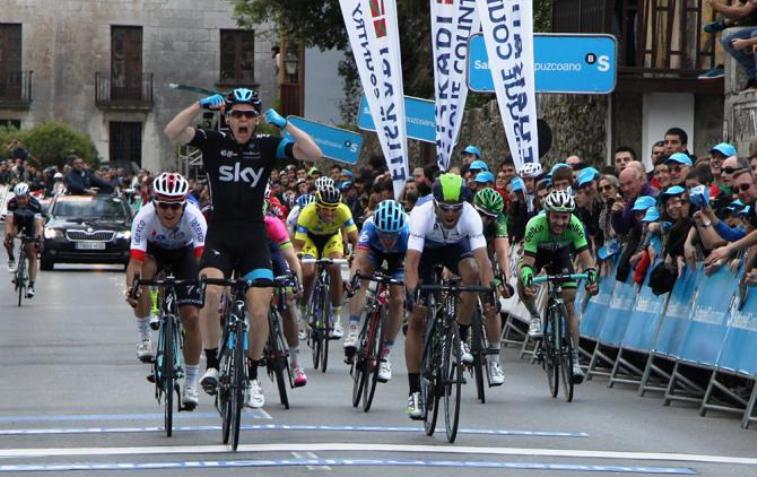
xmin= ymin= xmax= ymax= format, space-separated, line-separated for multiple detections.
xmin=0 ymin=71 xmax=33 ymax=109
xmin=95 ymin=72 xmax=153 ymax=110
xmin=552 ymin=0 xmax=722 ymax=94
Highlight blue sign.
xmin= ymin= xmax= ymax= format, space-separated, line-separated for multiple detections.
xmin=357 ymin=95 xmax=436 ymax=144
xmin=467 ymin=33 xmax=617 ymax=94
xmin=285 ymin=116 xmax=363 ymax=165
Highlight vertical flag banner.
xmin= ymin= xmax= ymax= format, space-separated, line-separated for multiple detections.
xmin=340 ymin=0 xmax=409 ymax=199
xmin=475 ymin=0 xmax=539 ymax=171
xmin=431 ymin=0 xmax=480 ymax=172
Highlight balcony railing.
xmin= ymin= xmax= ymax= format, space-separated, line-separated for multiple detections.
xmin=553 ymin=0 xmax=720 ymax=86
xmin=95 ymin=72 xmax=153 ymax=110
xmin=0 ymin=71 xmax=33 ymax=108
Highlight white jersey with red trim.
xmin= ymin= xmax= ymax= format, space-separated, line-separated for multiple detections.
xmin=129 ymin=202 xmax=207 ymax=260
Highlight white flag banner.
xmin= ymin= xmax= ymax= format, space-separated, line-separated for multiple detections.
xmin=340 ymin=0 xmax=409 ymax=199
xmin=475 ymin=0 xmax=539 ymax=171
xmin=431 ymin=0 xmax=480 ymax=172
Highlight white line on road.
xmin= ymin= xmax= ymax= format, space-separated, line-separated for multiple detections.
xmin=0 ymin=442 xmax=753 ymax=466
xmin=291 ymin=452 xmax=332 ymax=471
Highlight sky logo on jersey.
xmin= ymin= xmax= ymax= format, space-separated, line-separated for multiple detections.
xmin=218 ymin=163 xmax=264 ymax=188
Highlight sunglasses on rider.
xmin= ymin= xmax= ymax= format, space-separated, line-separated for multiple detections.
xmin=435 ymin=201 xmax=464 ymax=213
xmin=156 ymin=201 xmax=184 ymax=210
xmin=229 ymin=110 xmax=259 ymax=119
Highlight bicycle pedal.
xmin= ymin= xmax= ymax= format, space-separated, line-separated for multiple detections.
xmin=180 ymin=402 xmax=197 ymax=412
xmin=146 ymin=374 xmax=156 ymax=383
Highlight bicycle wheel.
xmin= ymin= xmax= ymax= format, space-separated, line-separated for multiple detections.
xmin=443 ymin=322 xmax=463 ymax=443
xmin=219 ymin=356 xmax=232 ymax=444
xmin=544 ymin=309 xmax=559 ymax=399
xmin=163 ymin=316 xmax=175 ymax=437
xmin=351 ymin=317 xmax=368 ymax=408
xmin=230 ymin=325 xmax=246 ymax=451
xmin=310 ymin=284 xmax=322 ymax=370
xmin=557 ymin=304 xmax=574 ymax=402
xmin=471 ymin=308 xmax=486 ymax=404
xmin=16 ymin=252 xmax=26 ymax=307
xmin=319 ymin=278 xmax=331 ymax=373
xmin=363 ymin=307 xmax=384 ymax=412
xmin=421 ymin=311 xmax=439 ymax=436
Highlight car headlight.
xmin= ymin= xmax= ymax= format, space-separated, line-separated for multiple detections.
xmin=116 ymin=231 xmax=131 ymax=240
xmin=44 ymin=229 xmax=62 ymax=239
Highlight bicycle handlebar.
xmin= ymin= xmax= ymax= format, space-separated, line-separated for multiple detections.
xmin=201 ymin=276 xmax=293 ymax=289
xmin=531 ymin=273 xmax=589 ymax=285
xmin=299 ymin=257 xmax=349 ymax=266
xmin=354 ymin=271 xmax=404 ymax=286
xmin=420 ymin=283 xmax=493 ymax=293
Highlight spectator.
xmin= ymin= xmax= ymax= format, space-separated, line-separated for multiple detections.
xmin=652 ymin=156 xmax=671 ymax=191
xmin=461 ymin=145 xmax=481 ymax=170
xmin=65 ymin=156 xmax=115 ymax=195
xmin=612 ymin=163 xmax=658 ymax=238
xmin=330 ymin=164 xmax=342 ymax=183
xmin=709 ymin=143 xmax=737 ymax=186
xmin=566 ymin=155 xmax=584 ymax=169
xmin=648 ymin=140 xmax=666 ymax=175
xmin=550 ymin=164 xmax=573 ymax=191
xmin=471 ymin=171 xmax=494 ymax=192
xmin=498 ymin=156 xmax=517 ymax=184
xmin=574 ymin=168 xmax=603 ymax=246
xmin=663 ymin=127 xmax=689 ymax=155
xmin=614 ymin=146 xmax=636 ymax=175
xmin=665 ymin=152 xmax=693 ymax=186
xmin=721 ymin=155 xmax=750 ymax=190
xmin=6 ymin=138 xmax=28 ymax=163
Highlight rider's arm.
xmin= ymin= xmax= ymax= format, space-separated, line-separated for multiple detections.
xmin=164 ymin=102 xmax=201 ymax=145
xmin=577 ymin=249 xmax=596 ymax=272
xmin=125 ymin=258 xmax=142 ymax=290
xmin=404 ymin=249 xmax=421 ymax=294
xmin=284 ymin=122 xmax=323 ymax=162
xmin=280 ymin=244 xmax=303 ymax=284
xmin=709 ymin=0 xmax=755 ymax=18
xmin=473 ymin=246 xmax=494 ymax=286
xmin=494 ymin=237 xmax=511 ymax=280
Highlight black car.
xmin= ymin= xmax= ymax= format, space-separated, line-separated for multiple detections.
xmin=41 ymin=195 xmax=132 ymax=270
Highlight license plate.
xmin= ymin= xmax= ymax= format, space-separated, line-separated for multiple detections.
xmin=75 ymin=242 xmax=106 ymax=250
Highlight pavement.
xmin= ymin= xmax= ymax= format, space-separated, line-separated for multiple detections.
xmin=0 ymin=262 xmax=754 ymax=476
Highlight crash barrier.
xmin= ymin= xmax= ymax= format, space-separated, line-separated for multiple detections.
xmin=501 ymin=249 xmax=757 ymax=430
xmin=0 ymin=185 xmax=9 ymax=219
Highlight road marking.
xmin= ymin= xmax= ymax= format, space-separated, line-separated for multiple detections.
xmin=0 ymin=423 xmax=587 ymax=438
xmin=291 ymin=452 xmax=332 ymax=471
xmin=0 ymin=458 xmax=696 ymax=474
xmin=0 ymin=442 xmax=752 ymax=466
xmin=0 ymin=410 xmax=270 ymax=423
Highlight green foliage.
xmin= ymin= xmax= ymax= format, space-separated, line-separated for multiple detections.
xmin=0 ymin=121 xmax=98 ymax=167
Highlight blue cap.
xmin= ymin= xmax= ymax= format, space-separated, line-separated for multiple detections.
xmin=576 ymin=167 xmax=599 ymax=187
xmin=510 ymin=177 xmax=526 ymax=192
xmin=469 ymin=160 xmax=489 ymax=172
xmin=665 ymin=153 xmax=693 ymax=167
xmin=474 ymin=171 xmax=495 ymax=184
xmin=710 ymin=143 xmax=737 ymax=157
xmin=740 ymin=206 xmax=751 ymax=217
xmin=632 ymin=195 xmax=657 ymax=211
xmin=550 ymin=163 xmax=570 ymax=175
xmin=662 ymin=185 xmax=686 ymax=197
xmin=463 ymin=145 xmax=481 ymax=158
xmin=339 ymin=181 xmax=353 ymax=191
xmin=641 ymin=207 xmax=660 ymax=223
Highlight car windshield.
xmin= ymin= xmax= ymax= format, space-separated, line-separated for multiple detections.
xmin=52 ymin=196 xmax=130 ymax=220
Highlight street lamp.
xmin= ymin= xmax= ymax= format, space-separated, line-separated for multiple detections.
xmin=284 ymin=52 xmax=298 ymax=76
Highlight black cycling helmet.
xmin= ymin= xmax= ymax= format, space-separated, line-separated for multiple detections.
xmin=225 ymin=88 xmax=262 ymax=113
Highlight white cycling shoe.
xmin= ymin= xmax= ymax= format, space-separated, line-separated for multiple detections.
xmin=245 ymin=379 xmax=265 ymax=408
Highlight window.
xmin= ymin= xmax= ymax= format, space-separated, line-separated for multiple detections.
xmin=220 ymin=29 xmax=255 ymax=84
xmin=109 ymin=122 xmax=142 ymax=166
xmin=0 ymin=24 xmax=22 ymax=99
xmin=0 ymin=119 xmax=20 ymax=129
xmin=111 ymin=26 xmax=143 ymax=100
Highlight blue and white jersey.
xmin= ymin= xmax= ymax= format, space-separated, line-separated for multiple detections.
xmin=357 ymin=217 xmax=409 ymax=255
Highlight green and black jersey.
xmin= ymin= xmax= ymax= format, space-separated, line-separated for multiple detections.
xmin=523 ymin=213 xmax=589 ymax=258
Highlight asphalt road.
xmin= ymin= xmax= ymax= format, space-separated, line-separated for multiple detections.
xmin=0 ymin=261 xmax=754 ymax=476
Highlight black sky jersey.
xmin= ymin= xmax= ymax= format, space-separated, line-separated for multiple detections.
xmin=188 ymin=128 xmax=295 ymax=223
xmin=7 ymin=196 xmax=43 ymax=231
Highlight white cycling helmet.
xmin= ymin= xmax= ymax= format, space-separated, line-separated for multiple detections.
xmin=13 ymin=182 xmax=29 ymax=196
xmin=152 ymin=172 xmax=189 ymax=203
xmin=314 ymin=176 xmax=335 ymax=192
xmin=519 ymin=162 xmax=543 ymax=178
xmin=543 ymin=190 xmax=575 ymax=213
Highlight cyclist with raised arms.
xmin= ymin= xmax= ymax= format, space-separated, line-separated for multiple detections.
xmin=4 ymin=182 xmax=43 ymax=298
xmin=344 ymin=199 xmax=409 ymax=382
xmin=403 ymin=173 xmax=497 ymax=419
xmin=164 ymin=87 xmax=322 ymax=408
xmin=471 ymin=187 xmax=515 ymax=385
xmin=125 ymin=173 xmax=207 ymax=409
xmin=518 ymin=190 xmax=599 ymax=384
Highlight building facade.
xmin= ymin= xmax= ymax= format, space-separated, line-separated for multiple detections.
xmin=0 ymin=0 xmax=278 ymax=172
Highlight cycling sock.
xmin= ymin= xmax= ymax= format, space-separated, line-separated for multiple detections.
xmin=348 ymin=314 xmax=361 ymax=325
xmin=490 ymin=339 xmax=501 ymax=351
xmin=185 ymin=364 xmax=200 ymax=388
xmin=332 ymin=305 xmax=343 ymax=322
xmin=204 ymin=348 xmax=219 ymax=370
xmin=408 ymin=373 xmax=420 ymax=394
xmin=28 ymin=280 xmax=34 ymax=288
xmin=248 ymin=360 xmax=259 ymax=381
xmin=136 ymin=316 xmax=150 ymax=342
xmin=289 ymin=346 xmax=300 ymax=367
xmin=459 ymin=324 xmax=470 ymax=342
xmin=383 ymin=339 xmax=394 ymax=358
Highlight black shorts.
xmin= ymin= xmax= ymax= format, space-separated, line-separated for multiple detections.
xmin=269 ymin=244 xmax=289 ymax=277
xmin=201 ymin=221 xmax=273 ymax=281
xmin=146 ymin=244 xmax=202 ymax=306
xmin=532 ymin=247 xmax=576 ymax=289
xmin=418 ymin=242 xmax=473 ymax=285
xmin=364 ymin=247 xmax=405 ymax=281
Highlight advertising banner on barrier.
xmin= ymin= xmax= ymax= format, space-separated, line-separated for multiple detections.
xmin=285 ymin=116 xmax=363 ymax=165
xmin=620 ymin=262 xmax=668 ymax=352
xmin=580 ymin=268 xmax=615 ymax=340
xmin=600 ymin=274 xmax=636 ymax=347
xmin=654 ymin=267 xmax=702 ymax=359
xmin=474 ymin=0 xmax=538 ymax=172
xmin=719 ymin=288 xmax=757 ymax=375
xmin=431 ymin=0 xmax=480 ymax=172
xmin=339 ymin=0 xmax=409 ymax=199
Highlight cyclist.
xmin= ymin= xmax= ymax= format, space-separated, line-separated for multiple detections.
xmin=164 ymin=87 xmax=322 ymax=408
xmin=471 ymin=187 xmax=515 ymax=385
xmin=4 ymin=182 xmax=43 ymax=298
xmin=294 ymin=183 xmax=358 ymax=339
xmin=518 ymin=190 xmax=599 ymax=384
xmin=345 ymin=200 xmax=408 ymax=382
xmin=286 ymin=193 xmax=315 ymax=237
xmin=125 ymin=173 xmax=207 ymax=409
xmin=403 ymin=173 xmax=497 ymax=419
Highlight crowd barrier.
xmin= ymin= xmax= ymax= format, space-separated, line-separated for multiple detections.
xmin=501 ymin=248 xmax=757 ymax=430
xmin=0 ymin=185 xmax=10 ymax=219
